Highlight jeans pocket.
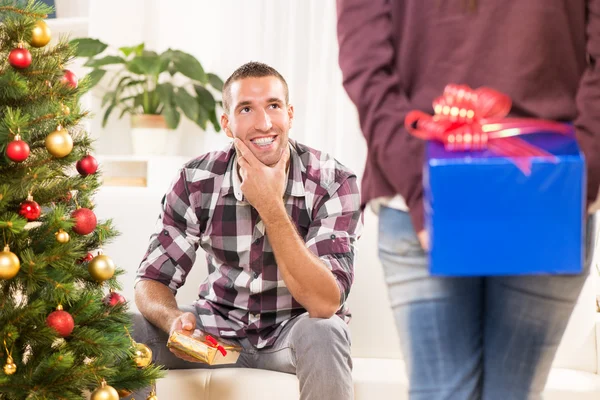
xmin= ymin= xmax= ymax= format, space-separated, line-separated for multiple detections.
xmin=378 ymin=206 xmax=425 ymax=259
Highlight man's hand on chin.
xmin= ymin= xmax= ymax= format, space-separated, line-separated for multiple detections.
xmin=234 ymin=138 xmax=289 ymax=214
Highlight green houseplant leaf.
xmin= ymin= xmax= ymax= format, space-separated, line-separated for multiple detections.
xmin=70 ymin=38 xmax=108 ymax=57
xmin=119 ymin=43 xmax=145 ymax=57
xmin=170 ymin=50 xmax=207 ymax=83
xmin=174 ymin=88 xmax=200 ymax=123
xmin=84 ymin=55 xmax=126 ymax=68
xmin=87 ymin=69 xmax=107 ymax=89
xmin=163 ymin=105 xmax=181 ymax=129
xmin=207 ymin=73 xmax=224 ymax=91
xmin=194 ymin=85 xmax=216 ymax=111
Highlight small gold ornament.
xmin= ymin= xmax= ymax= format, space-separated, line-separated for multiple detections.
xmin=146 ymin=391 xmax=158 ymax=400
xmin=61 ymin=103 xmax=70 ymax=116
xmin=90 ymin=380 xmax=119 ymax=400
xmin=45 ymin=126 xmax=73 ymax=158
xmin=55 ymin=229 xmax=70 ymax=244
xmin=3 ymin=355 xmax=16 ymax=375
xmin=88 ymin=254 xmax=116 ymax=282
xmin=133 ymin=342 xmax=153 ymax=368
xmin=116 ymin=388 xmax=132 ymax=398
xmin=3 ymin=340 xmax=16 ymax=375
xmin=0 ymin=245 xmax=20 ymax=280
xmin=30 ymin=20 xmax=51 ymax=47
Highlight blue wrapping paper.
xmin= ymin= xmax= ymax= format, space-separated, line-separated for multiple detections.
xmin=425 ymin=130 xmax=585 ymax=276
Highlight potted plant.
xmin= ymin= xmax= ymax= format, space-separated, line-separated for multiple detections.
xmin=70 ymin=38 xmax=224 ymax=155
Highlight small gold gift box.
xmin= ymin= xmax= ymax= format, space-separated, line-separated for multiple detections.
xmin=167 ymin=329 xmax=242 ymax=365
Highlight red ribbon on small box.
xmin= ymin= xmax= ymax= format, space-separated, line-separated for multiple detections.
xmin=405 ymin=84 xmax=572 ymax=175
xmin=206 ymin=335 xmax=227 ymax=356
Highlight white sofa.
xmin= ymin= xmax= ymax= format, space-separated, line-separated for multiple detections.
xmin=94 ymin=186 xmax=600 ymax=399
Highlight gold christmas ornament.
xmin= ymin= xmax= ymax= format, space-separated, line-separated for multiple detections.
xmin=55 ymin=229 xmax=70 ymax=244
xmin=88 ymin=254 xmax=116 ymax=282
xmin=116 ymin=388 xmax=132 ymax=398
xmin=0 ymin=245 xmax=20 ymax=280
xmin=61 ymin=103 xmax=70 ymax=115
xmin=30 ymin=20 xmax=51 ymax=47
xmin=3 ymin=341 xmax=16 ymax=375
xmin=133 ymin=342 xmax=152 ymax=368
xmin=3 ymin=355 xmax=16 ymax=375
xmin=45 ymin=126 xmax=73 ymax=158
xmin=146 ymin=393 xmax=158 ymax=400
xmin=90 ymin=380 xmax=119 ymax=400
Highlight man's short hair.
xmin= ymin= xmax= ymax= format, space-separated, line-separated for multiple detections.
xmin=222 ymin=62 xmax=289 ymax=113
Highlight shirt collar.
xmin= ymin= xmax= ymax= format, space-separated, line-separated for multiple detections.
xmin=220 ymin=140 xmax=306 ymax=200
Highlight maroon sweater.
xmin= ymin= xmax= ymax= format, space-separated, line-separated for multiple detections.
xmin=337 ymin=0 xmax=600 ymax=232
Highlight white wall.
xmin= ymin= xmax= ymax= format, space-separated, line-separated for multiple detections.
xmin=87 ymin=0 xmax=367 ymax=180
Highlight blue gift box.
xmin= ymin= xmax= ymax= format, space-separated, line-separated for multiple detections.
xmin=425 ymin=130 xmax=585 ymax=276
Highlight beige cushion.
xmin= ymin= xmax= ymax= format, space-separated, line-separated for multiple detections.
xmin=156 ymin=360 xmax=600 ymax=400
xmin=553 ymin=275 xmax=598 ymax=373
xmin=156 ymin=368 xmax=300 ymax=400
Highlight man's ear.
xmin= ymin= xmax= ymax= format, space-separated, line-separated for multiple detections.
xmin=287 ymin=104 xmax=294 ymax=129
xmin=221 ymin=113 xmax=233 ymax=138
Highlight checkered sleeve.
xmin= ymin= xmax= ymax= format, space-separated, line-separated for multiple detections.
xmin=304 ymin=175 xmax=363 ymax=305
xmin=135 ymin=169 xmax=202 ymax=294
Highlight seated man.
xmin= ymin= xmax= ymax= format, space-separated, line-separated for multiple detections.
xmin=131 ymin=61 xmax=362 ymax=400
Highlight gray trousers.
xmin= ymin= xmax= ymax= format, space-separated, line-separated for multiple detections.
xmin=127 ymin=309 xmax=354 ymax=400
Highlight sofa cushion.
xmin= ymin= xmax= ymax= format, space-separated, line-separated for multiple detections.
xmin=156 ymin=368 xmax=300 ymax=400
xmin=155 ymin=359 xmax=600 ymax=400
xmin=544 ymin=368 xmax=600 ymax=400
xmin=552 ymin=275 xmax=598 ymax=373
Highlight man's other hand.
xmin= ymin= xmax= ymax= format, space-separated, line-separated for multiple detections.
xmin=168 ymin=312 xmax=204 ymax=363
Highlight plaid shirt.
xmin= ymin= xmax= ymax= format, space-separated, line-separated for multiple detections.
xmin=136 ymin=139 xmax=362 ymax=348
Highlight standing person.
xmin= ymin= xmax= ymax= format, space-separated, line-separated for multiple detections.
xmin=130 ymin=61 xmax=361 ymax=400
xmin=336 ymin=1 xmax=599 ymax=399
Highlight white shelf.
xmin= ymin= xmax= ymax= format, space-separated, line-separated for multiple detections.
xmin=46 ymin=17 xmax=89 ymax=41
xmin=95 ymin=154 xmax=189 ymax=190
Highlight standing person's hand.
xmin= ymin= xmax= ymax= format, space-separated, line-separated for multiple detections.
xmin=234 ymin=138 xmax=290 ymax=213
xmin=417 ymin=230 xmax=429 ymax=251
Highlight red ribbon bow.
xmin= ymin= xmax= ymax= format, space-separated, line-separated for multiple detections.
xmin=405 ymin=84 xmax=572 ymax=175
xmin=206 ymin=335 xmax=227 ymax=356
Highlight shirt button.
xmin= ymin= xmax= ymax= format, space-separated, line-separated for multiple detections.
xmin=163 ymin=230 xmax=169 ymax=236
xmin=330 ymin=234 xmax=336 ymax=239
xmin=253 ymin=238 xmax=260 ymax=245
xmin=253 ymin=271 xmax=259 ymax=279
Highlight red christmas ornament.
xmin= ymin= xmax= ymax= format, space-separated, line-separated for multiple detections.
xmin=77 ymin=252 xmax=94 ymax=264
xmin=46 ymin=305 xmax=75 ymax=337
xmin=6 ymin=136 xmax=30 ymax=162
xmin=71 ymin=208 xmax=97 ymax=235
xmin=19 ymin=194 xmax=41 ymax=221
xmin=76 ymin=154 xmax=98 ymax=176
xmin=60 ymin=69 xmax=78 ymax=88
xmin=8 ymin=45 xmax=32 ymax=69
xmin=103 ymin=291 xmax=126 ymax=307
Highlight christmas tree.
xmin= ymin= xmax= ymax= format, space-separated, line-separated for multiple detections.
xmin=0 ymin=1 xmax=163 ymax=399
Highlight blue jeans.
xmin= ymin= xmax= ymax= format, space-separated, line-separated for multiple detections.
xmin=378 ymin=206 xmax=596 ymax=400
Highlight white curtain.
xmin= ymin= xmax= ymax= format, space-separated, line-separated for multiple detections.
xmin=88 ymin=0 xmax=367 ymax=180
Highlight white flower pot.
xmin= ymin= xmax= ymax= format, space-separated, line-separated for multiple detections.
xmin=130 ymin=115 xmax=171 ymax=156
